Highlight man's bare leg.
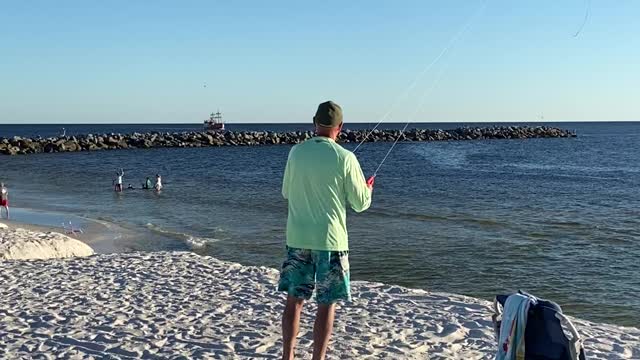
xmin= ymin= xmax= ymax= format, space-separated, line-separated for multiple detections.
xmin=282 ymin=296 xmax=305 ymax=360
xmin=312 ymin=303 xmax=336 ymax=360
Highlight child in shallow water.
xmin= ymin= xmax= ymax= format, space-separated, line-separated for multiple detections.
xmin=154 ymin=174 xmax=163 ymax=192
xmin=143 ymin=177 xmax=152 ymax=190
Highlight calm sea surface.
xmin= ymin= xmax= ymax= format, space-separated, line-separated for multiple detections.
xmin=1 ymin=122 xmax=639 ymax=327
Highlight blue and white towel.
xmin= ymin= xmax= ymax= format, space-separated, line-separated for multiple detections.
xmin=496 ymin=293 xmax=537 ymax=360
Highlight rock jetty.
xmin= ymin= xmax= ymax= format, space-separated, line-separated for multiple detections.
xmin=0 ymin=126 xmax=575 ymax=156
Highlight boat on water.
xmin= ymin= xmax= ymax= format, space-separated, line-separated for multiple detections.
xmin=204 ymin=111 xmax=225 ymax=131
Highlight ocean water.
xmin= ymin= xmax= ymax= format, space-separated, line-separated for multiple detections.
xmin=1 ymin=122 xmax=639 ymax=327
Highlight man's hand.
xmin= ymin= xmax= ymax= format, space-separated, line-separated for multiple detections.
xmin=366 ymin=176 xmax=375 ymax=190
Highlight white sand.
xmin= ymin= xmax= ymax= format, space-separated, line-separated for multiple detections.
xmin=0 ymin=223 xmax=94 ymax=260
xmin=1 ymin=251 xmax=638 ymax=359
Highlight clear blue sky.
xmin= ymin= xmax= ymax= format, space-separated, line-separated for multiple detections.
xmin=1 ymin=0 xmax=638 ymax=124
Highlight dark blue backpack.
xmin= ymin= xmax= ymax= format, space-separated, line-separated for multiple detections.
xmin=492 ymin=291 xmax=586 ymax=360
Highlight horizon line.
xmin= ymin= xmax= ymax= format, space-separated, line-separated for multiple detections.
xmin=1 ymin=120 xmax=639 ymax=125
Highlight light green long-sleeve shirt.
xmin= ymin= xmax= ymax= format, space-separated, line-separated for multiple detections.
xmin=282 ymin=137 xmax=372 ymax=251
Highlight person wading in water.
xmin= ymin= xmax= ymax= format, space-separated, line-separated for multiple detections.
xmin=278 ymin=101 xmax=375 ymax=360
xmin=113 ymin=169 xmax=124 ymax=192
xmin=1 ymin=183 xmax=9 ymax=219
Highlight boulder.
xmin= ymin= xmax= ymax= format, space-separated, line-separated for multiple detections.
xmin=64 ymin=141 xmax=79 ymax=152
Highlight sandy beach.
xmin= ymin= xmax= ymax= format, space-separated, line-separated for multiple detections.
xmin=1 ymin=224 xmax=638 ymax=359
xmin=0 ymin=211 xmax=120 ymax=255
xmin=0 ymin=222 xmax=94 ymax=260
xmin=2 ymin=208 xmax=185 ymax=255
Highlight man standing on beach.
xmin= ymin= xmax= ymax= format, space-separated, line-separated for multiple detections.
xmin=0 ymin=183 xmax=9 ymax=219
xmin=279 ymin=101 xmax=374 ymax=360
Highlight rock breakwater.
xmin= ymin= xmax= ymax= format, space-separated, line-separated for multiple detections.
xmin=0 ymin=126 xmax=575 ymax=155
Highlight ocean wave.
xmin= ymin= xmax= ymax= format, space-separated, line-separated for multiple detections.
xmin=503 ymin=162 xmax=640 ymax=174
xmin=408 ymin=145 xmax=470 ymax=168
xmin=145 ymin=223 xmax=220 ymax=250
xmin=470 ymin=168 xmax=629 ymax=182
xmin=367 ymin=208 xmax=509 ymax=229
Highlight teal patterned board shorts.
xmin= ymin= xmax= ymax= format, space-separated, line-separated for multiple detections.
xmin=278 ymin=246 xmax=351 ymax=304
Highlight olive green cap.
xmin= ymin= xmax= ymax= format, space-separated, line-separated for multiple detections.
xmin=313 ymin=101 xmax=343 ymax=128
